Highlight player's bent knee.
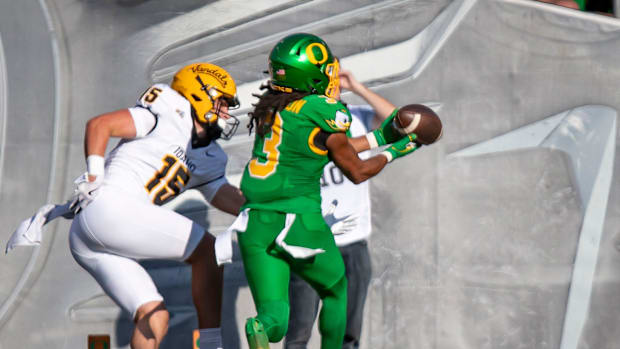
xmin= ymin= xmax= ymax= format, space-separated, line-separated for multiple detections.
xmin=257 ymin=300 xmax=290 ymax=342
xmin=134 ymin=300 xmax=169 ymax=324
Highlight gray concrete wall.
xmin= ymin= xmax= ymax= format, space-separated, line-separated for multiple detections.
xmin=1 ymin=0 xmax=620 ymax=348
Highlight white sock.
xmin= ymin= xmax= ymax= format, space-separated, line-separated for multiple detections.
xmin=199 ymin=328 xmax=223 ymax=349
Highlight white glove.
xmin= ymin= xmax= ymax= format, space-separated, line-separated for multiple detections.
xmin=69 ymin=172 xmax=102 ymax=214
xmin=330 ymin=214 xmax=359 ymax=235
xmin=323 ymin=200 xmax=359 ymax=236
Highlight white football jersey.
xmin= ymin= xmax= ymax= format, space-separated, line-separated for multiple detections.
xmin=320 ymin=105 xmax=375 ymax=246
xmin=103 ymin=84 xmax=228 ymax=205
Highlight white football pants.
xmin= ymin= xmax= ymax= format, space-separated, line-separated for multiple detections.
xmin=69 ymin=187 xmax=205 ymax=319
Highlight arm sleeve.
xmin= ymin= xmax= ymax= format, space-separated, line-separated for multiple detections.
xmin=128 ymin=106 xmax=157 ymax=138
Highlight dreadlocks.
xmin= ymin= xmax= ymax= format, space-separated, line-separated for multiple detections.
xmin=247 ymin=84 xmax=310 ymax=137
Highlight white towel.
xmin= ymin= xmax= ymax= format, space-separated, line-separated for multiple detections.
xmin=215 ymin=209 xmax=249 ymax=265
xmin=275 ymin=213 xmax=325 ymax=259
xmin=5 ymin=201 xmax=74 ymax=254
xmin=214 ymin=209 xmax=326 ymax=265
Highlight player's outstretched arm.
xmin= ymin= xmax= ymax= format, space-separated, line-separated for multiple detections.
xmin=84 ymin=109 xmax=137 ymax=179
xmin=346 ymin=107 xmax=401 ymax=153
xmin=340 ymin=70 xmax=396 ymax=120
xmin=210 ymin=184 xmax=246 ymax=216
xmin=327 ymin=132 xmax=420 ymax=184
xmin=68 ymin=109 xmax=139 ymax=213
xmin=347 ymin=134 xmax=372 ymax=154
xmin=326 ymin=132 xmax=388 ymax=184
xmin=85 ymin=109 xmax=137 ymax=156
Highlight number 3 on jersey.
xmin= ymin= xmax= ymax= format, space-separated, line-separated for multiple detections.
xmin=248 ymin=113 xmax=283 ymax=178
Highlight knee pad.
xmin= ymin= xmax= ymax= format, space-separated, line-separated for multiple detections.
xmin=256 ymin=300 xmax=290 ymax=342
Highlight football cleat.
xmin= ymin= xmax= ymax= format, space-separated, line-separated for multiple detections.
xmin=245 ymin=317 xmax=270 ymax=349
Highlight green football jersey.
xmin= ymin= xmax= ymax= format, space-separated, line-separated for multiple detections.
xmin=241 ymin=94 xmax=352 ymax=213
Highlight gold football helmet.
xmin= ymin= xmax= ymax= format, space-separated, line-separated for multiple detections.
xmin=171 ymin=63 xmax=240 ymax=139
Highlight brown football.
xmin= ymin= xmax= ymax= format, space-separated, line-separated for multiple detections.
xmin=394 ymin=104 xmax=442 ymax=145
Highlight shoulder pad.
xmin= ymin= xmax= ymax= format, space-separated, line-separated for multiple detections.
xmin=300 ymin=95 xmax=351 ymax=133
xmin=136 ymin=84 xmax=191 ymax=118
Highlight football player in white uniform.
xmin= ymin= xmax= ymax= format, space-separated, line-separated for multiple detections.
xmin=69 ymin=63 xmax=245 ymax=349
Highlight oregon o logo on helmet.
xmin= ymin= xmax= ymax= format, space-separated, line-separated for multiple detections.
xmin=306 ymin=43 xmax=328 ymax=65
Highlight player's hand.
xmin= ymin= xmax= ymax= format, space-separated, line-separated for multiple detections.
xmin=339 ymin=70 xmax=363 ymax=93
xmin=69 ymin=172 xmax=102 ymax=214
xmin=323 ymin=199 xmax=359 ymax=235
xmin=381 ymin=133 xmax=419 ymax=162
xmin=370 ymin=108 xmax=400 ymax=146
xmin=330 ymin=214 xmax=359 ymax=235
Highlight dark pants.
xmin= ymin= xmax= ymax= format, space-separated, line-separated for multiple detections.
xmin=284 ymin=240 xmax=372 ymax=349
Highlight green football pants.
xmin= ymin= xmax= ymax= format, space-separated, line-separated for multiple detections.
xmin=238 ymin=209 xmax=347 ymax=349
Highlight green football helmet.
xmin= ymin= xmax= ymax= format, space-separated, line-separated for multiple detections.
xmin=268 ymin=33 xmax=340 ymax=98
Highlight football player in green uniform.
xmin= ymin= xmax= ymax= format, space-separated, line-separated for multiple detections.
xmin=239 ymin=33 xmax=419 ymax=349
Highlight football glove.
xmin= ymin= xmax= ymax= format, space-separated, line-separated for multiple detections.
xmin=365 ymin=108 xmax=400 ymax=148
xmin=330 ymin=214 xmax=359 ymax=235
xmin=323 ymin=199 xmax=359 ymax=235
xmin=380 ymin=133 xmax=419 ymax=162
xmin=69 ymin=172 xmax=102 ymax=214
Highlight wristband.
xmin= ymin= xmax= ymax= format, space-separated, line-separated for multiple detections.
xmin=380 ymin=151 xmax=393 ymax=163
xmin=86 ymin=155 xmax=105 ymax=177
xmin=365 ymin=132 xmax=379 ymax=149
